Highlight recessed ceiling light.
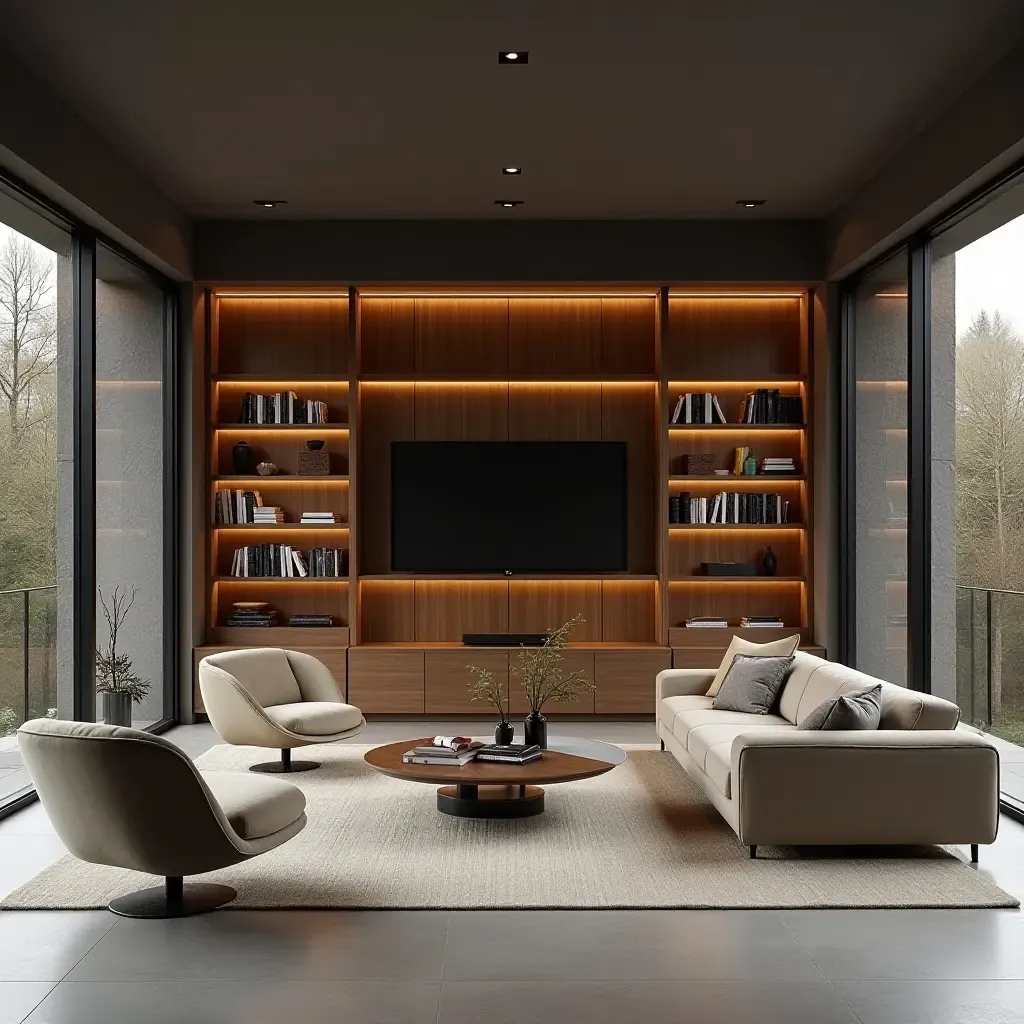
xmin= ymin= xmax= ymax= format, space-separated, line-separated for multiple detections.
xmin=498 ymin=51 xmax=529 ymax=63
xmin=495 ymin=199 xmax=524 ymax=207
xmin=736 ymin=199 xmax=766 ymax=208
xmin=254 ymin=200 xmax=287 ymax=208
xmin=502 ymin=167 xmax=522 ymax=175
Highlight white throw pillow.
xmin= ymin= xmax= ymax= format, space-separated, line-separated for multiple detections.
xmin=706 ymin=634 xmax=801 ymax=697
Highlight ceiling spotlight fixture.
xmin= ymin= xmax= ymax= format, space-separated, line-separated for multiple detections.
xmin=498 ymin=50 xmax=529 ymax=63
xmin=254 ymin=200 xmax=287 ymax=208
xmin=736 ymin=199 xmax=766 ymax=208
xmin=495 ymin=199 xmax=524 ymax=207
xmin=502 ymin=166 xmax=522 ymax=175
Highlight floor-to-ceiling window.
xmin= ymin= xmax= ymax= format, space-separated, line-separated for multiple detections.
xmin=0 ymin=187 xmax=72 ymax=808
xmin=850 ymin=254 xmax=910 ymax=684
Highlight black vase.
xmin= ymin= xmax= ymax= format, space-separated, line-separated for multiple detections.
xmin=494 ymin=720 xmax=514 ymax=745
xmin=103 ymin=691 xmax=133 ymax=727
xmin=762 ymin=545 xmax=777 ymax=577
xmin=232 ymin=440 xmax=255 ymax=475
xmin=524 ymin=711 xmax=548 ymax=749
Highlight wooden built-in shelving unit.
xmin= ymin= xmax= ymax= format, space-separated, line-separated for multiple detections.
xmin=194 ymin=287 xmax=822 ymax=715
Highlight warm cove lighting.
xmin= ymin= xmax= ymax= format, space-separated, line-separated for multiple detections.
xmin=214 ymin=292 xmax=349 ymax=299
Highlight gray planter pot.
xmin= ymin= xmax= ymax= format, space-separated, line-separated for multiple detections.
xmin=103 ymin=691 xmax=133 ymax=727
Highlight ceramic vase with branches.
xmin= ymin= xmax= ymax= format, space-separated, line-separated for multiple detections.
xmin=95 ymin=585 xmax=151 ymax=726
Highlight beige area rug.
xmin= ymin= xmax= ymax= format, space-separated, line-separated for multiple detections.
xmin=3 ymin=744 xmax=1017 ymax=910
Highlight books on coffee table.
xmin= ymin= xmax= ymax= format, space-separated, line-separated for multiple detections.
xmin=475 ymin=743 xmax=542 ymax=765
xmin=402 ymin=735 xmax=484 ymax=766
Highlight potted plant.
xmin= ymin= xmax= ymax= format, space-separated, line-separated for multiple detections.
xmin=468 ymin=663 xmax=514 ymax=744
xmin=95 ymin=586 xmax=151 ymax=727
xmin=514 ymin=616 xmax=595 ymax=748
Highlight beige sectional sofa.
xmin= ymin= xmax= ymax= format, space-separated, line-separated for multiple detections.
xmin=656 ymin=651 xmax=1000 ymax=860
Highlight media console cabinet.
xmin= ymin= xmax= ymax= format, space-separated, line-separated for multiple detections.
xmin=192 ymin=287 xmax=825 ymax=715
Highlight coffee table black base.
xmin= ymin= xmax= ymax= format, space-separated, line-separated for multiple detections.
xmin=436 ymin=783 xmax=545 ymax=818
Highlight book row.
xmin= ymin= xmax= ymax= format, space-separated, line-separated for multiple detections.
xmin=237 ymin=391 xmax=331 ymax=424
xmin=669 ymin=492 xmax=791 ymax=524
xmin=228 ymin=545 xmax=348 ymax=578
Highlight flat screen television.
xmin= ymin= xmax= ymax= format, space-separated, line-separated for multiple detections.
xmin=391 ymin=441 xmax=627 ymax=573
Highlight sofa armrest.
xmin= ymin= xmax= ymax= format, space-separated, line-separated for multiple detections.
xmin=731 ymin=730 xmax=1000 ymax=847
xmin=656 ymin=668 xmax=715 ymax=701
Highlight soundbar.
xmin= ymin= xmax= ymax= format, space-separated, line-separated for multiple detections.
xmin=463 ymin=632 xmax=551 ymax=647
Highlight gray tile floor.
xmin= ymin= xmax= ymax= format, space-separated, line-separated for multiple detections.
xmin=0 ymin=719 xmax=1023 ymax=1023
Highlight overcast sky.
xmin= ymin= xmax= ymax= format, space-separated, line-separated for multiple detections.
xmin=955 ymin=210 xmax=1024 ymax=337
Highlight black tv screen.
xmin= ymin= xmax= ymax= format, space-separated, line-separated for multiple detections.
xmin=391 ymin=441 xmax=627 ymax=573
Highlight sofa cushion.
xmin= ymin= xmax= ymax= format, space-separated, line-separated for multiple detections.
xmin=713 ymin=654 xmax=795 ymax=715
xmin=799 ymin=684 xmax=883 ymax=731
xmin=202 ymin=770 xmax=306 ymax=841
xmin=792 ymin=660 xmax=882 ymax=726
xmin=776 ymin=651 xmax=830 ymax=724
xmin=687 ymin=719 xmax=794 ymax=767
xmin=704 ymin=741 xmax=733 ymax=798
xmin=264 ymin=701 xmax=363 ymax=736
xmin=658 ymin=695 xmax=714 ymax=736
xmin=707 ymin=634 xmax=801 ymax=697
xmin=672 ymin=706 xmax=791 ymax=747
xmin=880 ymin=686 xmax=960 ymax=730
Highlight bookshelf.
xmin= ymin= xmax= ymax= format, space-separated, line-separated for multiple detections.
xmin=195 ymin=286 xmax=821 ymax=714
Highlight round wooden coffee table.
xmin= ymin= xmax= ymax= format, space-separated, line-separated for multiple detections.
xmin=364 ymin=736 xmax=625 ymax=818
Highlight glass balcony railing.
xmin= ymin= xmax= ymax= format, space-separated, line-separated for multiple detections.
xmin=956 ymin=584 xmax=1024 ymax=807
xmin=0 ymin=585 xmax=58 ymax=808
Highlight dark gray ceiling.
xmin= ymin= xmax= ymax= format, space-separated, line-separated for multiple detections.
xmin=1 ymin=0 xmax=1023 ymax=220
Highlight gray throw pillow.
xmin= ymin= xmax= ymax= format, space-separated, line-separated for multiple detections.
xmin=798 ymin=684 xmax=883 ymax=731
xmin=712 ymin=654 xmax=795 ymax=715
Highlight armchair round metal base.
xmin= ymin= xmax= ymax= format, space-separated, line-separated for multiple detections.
xmin=248 ymin=748 xmax=320 ymax=774
xmin=108 ymin=878 xmax=237 ymax=919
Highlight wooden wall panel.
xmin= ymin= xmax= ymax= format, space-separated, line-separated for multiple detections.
xmin=508 ymin=581 xmax=602 ymax=640
xmin=508 ymin=384 xmax=602 ymax=440
xmin=414 ymin=580 xmax=509 ymax=641
xmin=508 ymin=650 xmax=596 ymax=714
xmin=665 ymin=298 xmax=802 ymax=379
xmin=358 ymin=297 xmax=416 ymax=375
xmin=667 ymin=581 xmax=804 ymax=627
xmin=358 ymin=581 xmax=416 ymax=643
xmin=217 ymin=297 xmax=348 ymax=376
xmin=348 ymin=648 xmax=424 ymax=713
xmin=602 ymin=384 xmax=657 ymax=573
xmin=600 ymin=298 xmax=657 ymax=376
xmin=427 ymin=649 xmax=507 ymax=714
xmin=508 ymin=298 xmax=601 ymax=376
xmin=414 ymin=383 xmax=508 ymax=440
xmin=358 ymin=384 xmax=415 ymax=573
xmin=415 ymin=298 xmax=509 ymax=376
xmin=601 ymin=581 xmax=657 ymax=642
xmin=594 ymin=650 xmax=670 ymax=713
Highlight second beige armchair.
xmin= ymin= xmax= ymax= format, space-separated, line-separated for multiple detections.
xmin=199 ymin=648 xmax=365 ymax=773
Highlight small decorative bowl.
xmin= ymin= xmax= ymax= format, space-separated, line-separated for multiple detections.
xmin=306 ymin=440 xmax=325 ymax=451
xmin=714 ymin=469 xmax=730 ymax=476
xmin=256 ymin=462 xmax=278 ymax=476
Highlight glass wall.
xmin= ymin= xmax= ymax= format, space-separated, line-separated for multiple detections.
xmin=0 ymin=190 xmax=72 ymax=807
xmin=95 ymin=243 xmax=169 ymax=728
xmin=852 ymin=254 xmax=909 ymax=685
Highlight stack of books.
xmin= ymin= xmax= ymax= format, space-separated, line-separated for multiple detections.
xmin=685 ymin=616 xmax=728 ymax=629
xmin=475 ymin=743 xmax=542 ymax=764
xmin=761 ymin=457 xmax=797 ymax=475
xmin=289 ymin=614 xmax=334 ymax=628
xmin=238 ymin=392 xmax=329 ymax=424
xmin=402 ymin=736 xmax=484 ymax=766
xmin=740 ymin=616 xmax=785 ymax=628
xmin=670 ymin=392 xmax=727 ymax=424
xmin=740 ymin=389 xmax=803 ymax=424
xmin=252 ymin=506 xmax=284 ymax=525
xmin=300 ymin=511 xmax=338 ymax=525
xmin=669 ymin=492 xmax=790 ymax=524
xmin=225 ymin=603 xmax=278 ymax=628
xmin=215 ymin=489 xmax=263 ymax=524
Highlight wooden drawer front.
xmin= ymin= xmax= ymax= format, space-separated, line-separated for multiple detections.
xmin=194 ymin=645 xmax=349 ymax=712
xmin=508 ymin=651 xmax=596 ymax=715
xmin=348 ymin=649 xmax=425 ymax=713
xmin=427 ymin=650 xmax=507 ymax=714
xmin=594 ymin=650 xmax=671 ymax=714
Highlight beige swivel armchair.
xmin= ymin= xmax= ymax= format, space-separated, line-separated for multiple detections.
xmin=199 ymin=647 xmax=365 ymax=773
xmin=18 ymin=718 xmax=306 ymax=918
